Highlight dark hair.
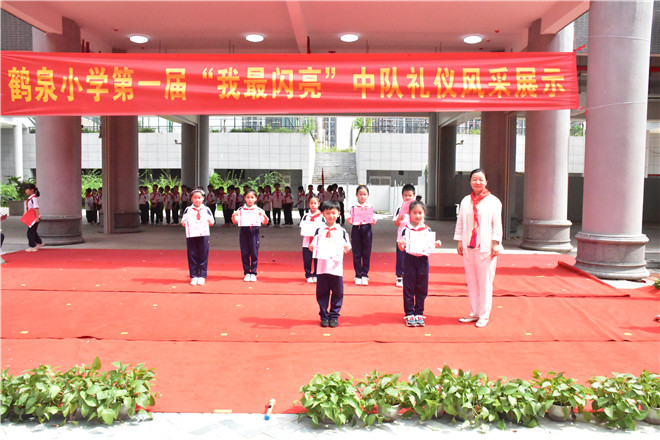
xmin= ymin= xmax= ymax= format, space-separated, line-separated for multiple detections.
xmin=243 ymin=188 xmax=258 ymax=198
xmin=308 ymin=195 xmax=321 ymax=205
xmin=470 ymin=168 xmax=487 ymax=179
xmin=408 ymin=200 xmax=426 ymax=214
xmin=298 ymin=186 xmax=304 ymax=191
xmin=320 ymin=200 xmax=340 ymax=212
xmin=402 ymin=184 xmax=416 ymax=195
xmin=356 ymin=184 xmax=369 ymax=195
xmin=191 ymin=186 xmax=205 ymax=197
xmin=25 ymin=183 xmax=40 ymax=197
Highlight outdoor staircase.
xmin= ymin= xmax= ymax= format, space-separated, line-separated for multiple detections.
xmin=311 ymin=151 xmax=359 ymax=185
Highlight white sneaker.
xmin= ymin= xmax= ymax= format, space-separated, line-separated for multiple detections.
xmin=25 ymin=247 xmax=38 ymax=252
xmin=190 ymin=277 xmax=198 ymax=285
xmin=244 ymin=274 xmax=251 ymax=282
xmin=355 ymin=278 xmax=362 ymax=285
xmin=306 ymin=277 xmax=315 ymax=283
xmin=396 ymin=277 xmax=403 ymax=287
xmin=250 ymin=274 xmax=257 ymax=282
xmin=36 ymin=243 xmax=45 ymax=249
xmin=361 ymin=277 xmax=369 ymax=286
xmin=312 ymin=277 xmax=317 ymax=283
xmin=197 ymin=278 xmax=206 ymax=286
xmin=475 ymin=318 xmax=489 ymax=328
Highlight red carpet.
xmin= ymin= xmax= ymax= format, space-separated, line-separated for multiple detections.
xmin=2 ymin=249 xmax=659 ymax=414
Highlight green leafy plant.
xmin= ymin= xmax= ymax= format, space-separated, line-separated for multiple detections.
xmin=401 ymin=368 xmax=445 ymax=421
xmin=5 ymin=176 xmax=35 ymax=201
xmin=439 ymin=365 xmax=496 ymax=427
xmin=654 ymin=278 xmax=660 ymax=290
xmin=81 ymin=169 xmax=103 ymax=198
xmin=295 ymin=372 xmax=363 ymax=428
xmin=1 ymin=357 xmax=158 ymax=425
xmin=588 ymin=373 xmax=646 ymax=430
xmin=486 ymin=378 xmax=545 ymax=429
xmin=357 ymin=371 xmax=408 ymax=424
xmin=532 ymin=370 xmax=588 ymax=422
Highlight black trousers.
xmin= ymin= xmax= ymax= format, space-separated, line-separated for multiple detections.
xmin=316 ymin=274 xmax=343 ymax=320
xmin=186 ymin=236 xmax=210 ymax=278
xmin=402 ymin=253 xmax=429 ymax=316
xmin=27 ymin=222 xmax=43 ymax=248
xmin=239 ymin=226 xmax=260 ymax=275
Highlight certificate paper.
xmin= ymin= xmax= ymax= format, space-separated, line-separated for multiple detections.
xmin=406 ymin=230 xmax=436 ymax=256
xmin=312 ymin=234 xmax=344 ymax=261
xmin=238 ymin=208 xmax=262 ymax=227
xmin=399 ymin=200 xmax=412 ymax=217
xmin=350 ymin=205 xmax=374 ymax=225
xmin=185 ymin=214 xmax=210 ymax=238
xmin=300 ymin=220 xmax=320 ymax=237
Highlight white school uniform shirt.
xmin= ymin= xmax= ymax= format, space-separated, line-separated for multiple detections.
xmin=138 ymin=192 xmax=148 ymax=205
xmin=349 ymin=202 xmax=374 ymax=226
xmin=271 ymin=190 xmax=284 ymax=209
xmin=283 ymin=192 xmax=293 ymax=205
xmin=297 ymin=193 xmax=306 ymax=209
xmin=300 ymin=210 xmax=326 ymax=248
xmin=172 ymin=192 xmax=181 ymax=204
xmin=400 ymin=223 xmax=433 ymax=257
xmin=206 ymin=191 xmax=218 ymax=206
xmin=262 ymin=193 xmax=272 ymax=211
xmin=164 ymin=192 xmax=173 ymax=209
xmin=330 ymin=191 xmax=339 ymax=202
xmin=181 ymin=191 xmax=190 ymax=205
xmin=228 ymin=193 xmax=237 ymax=210
xmin=393 ymin=204 xmax=410 ymax=242
xmin=337 ymin=192 xmax=345 ymax=203
xmin=26 ymin=194 xmax=40 ymax=211
xmin=235 ymin=204 xmax=267 ymax=226
xmin=313 ymin=224 xmax=351 ymax=277
xmin=236 ymin=193 xmax=244 ymax=206
xmin=85 ymin=195 xmax=95 ymax=210
xmin=182 ymin=205 xmax=215 ymax=238
xmin=149 ymin=192 xmax=158 ymax=206
xmin=454 ymin=193 xmax=503 ymax=256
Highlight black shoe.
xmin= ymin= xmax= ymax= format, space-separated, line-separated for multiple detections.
xmin=329 ymin=318 xmax=339 ymax=328
xmin=320 ymin=319 xmax=329 ymax=327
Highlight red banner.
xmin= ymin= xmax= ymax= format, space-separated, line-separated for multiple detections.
xmin=1 ymin=52 xmax=578 ymax=116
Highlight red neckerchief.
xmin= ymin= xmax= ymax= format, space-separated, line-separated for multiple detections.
xmin=469 ymin=189 xmax=491 ymax=247
xmin=407 ymin=223 xmax=427 ymax=232
xmin=309 ymin=212 xmax=322 ymax=221
xmin=26 ymin=194 xmax=36 ymax=210
xmin=326 ymin=226 xmax=336 ymax=238
xmin=193 ymin=206 xmax=202 ymax=220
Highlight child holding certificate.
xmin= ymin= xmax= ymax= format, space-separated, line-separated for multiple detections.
xmin=348 ymin=185 xmax=377 ymax=286
xmin=232 ymin=188 xmax=268 ymax=282
xmin=308 ymin=201 xmax=351 ymax=328
xmin=181 ymin=187 xmax=215 ymax=286
xmin=393 ymin=184 xmax=416 ymax=287
xmin=300 ymin=195 xmax=324 ymax=283
xmin=397 ymin=201 xmax=441 ymax=327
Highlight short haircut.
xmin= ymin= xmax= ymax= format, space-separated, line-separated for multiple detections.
xmin=402 ymin=184 xmax=416 ymax=195
xmin=320 ymin=200 xmax=340 ymax=212
xmin=470 ymin=168 xmax=487 ymax=179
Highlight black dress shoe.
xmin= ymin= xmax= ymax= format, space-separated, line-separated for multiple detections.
xmin=320 ymin=319 xmax=329 ymax=327
xmin=329 ymin=319 xmax=339 ymax=328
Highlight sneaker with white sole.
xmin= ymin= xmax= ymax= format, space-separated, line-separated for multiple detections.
xmin=415 ymin=315 xmax=426 ymax=327
xmin=396 ymin=277 xmax=403 ymax=287
xmin=25 ymin=247 xmax=38 ymax=252
xmin=190 ymin=277 xmax=198 ymax=285
xmin=306 ymin=277 xmax=314 ymax=283
xmin=250 ymin=274 xmax=257 ymax=282
xmin=36 ymin=243 xmax=45 ymax=248
xmin=312 ymin=277 xmax=317 ymax=283
xmin=355 ymin=278 xmax=362 ymax=285
xmin=475 ymin=318 xmax=489 ymax=328
xmin=244 ymin=274 xmax=251 ymax=282
xmin=361 ymin=277 xmax=369 ymax=286
xmin=459 ymin=316 xmax=479 ymax=323
xmin=197 ymin=278 xmax=206 ymax=286
xmin=405 ymin=315 xmax=417 ymax=327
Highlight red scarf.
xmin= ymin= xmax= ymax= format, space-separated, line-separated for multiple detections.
xmin=309 ymin=212 xmax=322 ymax=221
xmin=469 ymin=189 xmax=490 ymax=248
xmin=326 ymin=227 xmax=336 ymax=238
xmin=193 ymin=207 xmax=201 ymax=220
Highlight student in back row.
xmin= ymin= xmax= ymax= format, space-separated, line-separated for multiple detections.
xmin=393 ymin=184 xmax=416 ymax=287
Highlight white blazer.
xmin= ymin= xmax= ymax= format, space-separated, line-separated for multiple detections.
xmin=454 ymin=193 xmax=503 ymax=256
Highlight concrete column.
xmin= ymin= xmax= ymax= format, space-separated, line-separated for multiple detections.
xmin=521 ymin=20 xmax=573 ymax=252
xmin=102 ymin=116 xmax=140 ymax=233
xmin=575 ymin=0 xmax=652 ymax=280
xmin=180 ymin=123 xmax=197 ymax=188
xmin=439 ymin=124 xmax=457 ymax=219
xmin=13 ymin=120 xmax=24 ymax=178
xmin=480 ymin=112 xmax=516 ymax=236
xmin=198 ymin=115 xmax=210 ymax=186
xmin=426 ymin=112 xmax=439 ymax=218
xmin=32 ymin=17 xmax=83 ymax=244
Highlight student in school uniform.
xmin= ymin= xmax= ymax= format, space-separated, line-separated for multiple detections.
xmin=296 ymin=186 xmax=306 ymax=221
xmin=164 ymin=185 xmax=173 ymax=224
xmin=24 ymin=184 xmax=44 ymax=252
xmin=283 ymin=186 xmax=294 ymax=226
xmin=227 ymin=186 xmax=237 ymax=225
xmin=150 ymin=184 xmax=159 ymax=225
xmin=181 ymin=187 xmax=215 ymax=286
xmin=85 ymin=188 xmax=96 ymax=224
xmin=171 ymin=186 xmax=181 ymax=224
xmin=348 ymin=185 xmax=377 ymax=286
xmin=305 ymin=185 xmax=315 ymax=213
xmin=262 ymin=185 xmax=272 ymax=226
xmin=271 ymin=183 xmax=284 ymax=227
xmin=206 ymin=184 xmax=218 ymax=219
xmin=138 ymin=186 xmax=149 ymax=225
xmin=337 ymin=187 xmax=346 ymax=226
xmin=232 ymin=188 xmax=269 ymax=281
xmin=300 ymin=195 xmax=324 ymax=282
xmin=180 ymin=185 xmax=191 ymax=220
xmin=308 ymin=200 xmax=351 ymax=328
xmin=393 ymin=184 xmax=416 ymax=287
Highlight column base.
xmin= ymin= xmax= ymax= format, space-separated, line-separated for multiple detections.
xmin=575 ymin=232 xmax=649 ymax=280
xmin=521 ymin=219 xmax=573 ymax=253
xmin=111 ymin=211 xmax=142 ymax=234
xmin=39 ymin=216 xmax=84 ymax=245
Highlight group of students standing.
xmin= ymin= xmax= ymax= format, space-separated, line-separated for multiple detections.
xmin=183 ymin=168 xmax=502 ymax=330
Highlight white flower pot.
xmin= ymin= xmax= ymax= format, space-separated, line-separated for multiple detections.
xmin=547 ymin=404 xmax=574 ymax=422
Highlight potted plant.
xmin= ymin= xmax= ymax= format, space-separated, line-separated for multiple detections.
xmin=588 ymin=373 xmax=647 ymax=430
xmin=439 ymin=365 xmax=496 ymax=427
xmin=296 ymin=372 xmax=363 ymax=428
xmin=532 ymin=370 xmax=588 ymax=422
xmin=358 ymin=371 xmax=408 ymax=424
xmin=638 ymin=370 xmax=660 ymax=425
xmin=402 ymin=368 xmax=445 ymax=421
xmin=487 ymin=377 xmax=545 ymax=429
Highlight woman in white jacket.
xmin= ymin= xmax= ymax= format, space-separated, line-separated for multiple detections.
xmin=454 ymin=169 xmax=502 ymax=328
